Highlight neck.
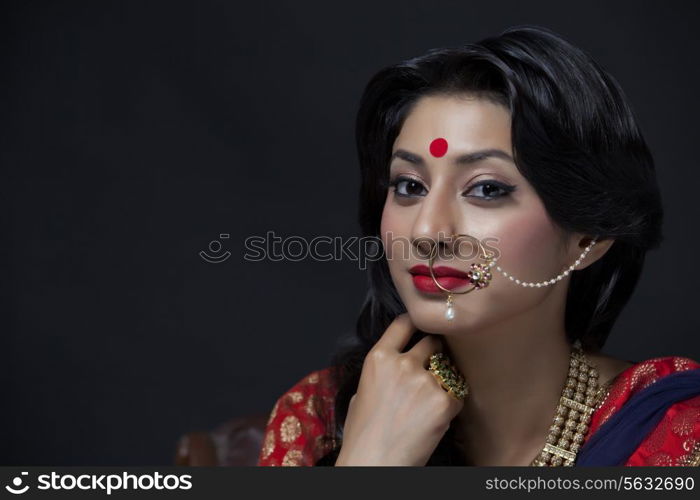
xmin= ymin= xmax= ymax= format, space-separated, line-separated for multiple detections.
xmin=442 ymin=290 xmax=572 ymax=466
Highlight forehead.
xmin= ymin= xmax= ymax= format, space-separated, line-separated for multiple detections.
xmin=393 ymin=94 xmax=512 ymax=152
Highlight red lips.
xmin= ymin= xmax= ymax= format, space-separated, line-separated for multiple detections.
xmin=408 ymin=265 xmax=470 ymax=293
xmin=408 ymin=265 xmax=469 ymax=278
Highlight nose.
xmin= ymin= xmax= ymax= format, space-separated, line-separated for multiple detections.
xmin=411 ymin=184 xmax=461 ymax=261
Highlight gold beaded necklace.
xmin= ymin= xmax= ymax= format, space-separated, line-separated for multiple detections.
xmin=530 ymin=339 xmax=602 ymax=466
xmin=450 ymin=340 xmax=610 ymax=466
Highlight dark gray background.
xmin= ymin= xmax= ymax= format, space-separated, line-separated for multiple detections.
xmin=2 ymin=0 xmax=699 ymax=465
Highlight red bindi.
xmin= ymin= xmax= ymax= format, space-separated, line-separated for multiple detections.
xmin=429 ymin=137 xmax=448 ymax=157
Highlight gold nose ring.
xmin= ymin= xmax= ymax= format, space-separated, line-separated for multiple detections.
xmin=427 ymin=234 xmax=495 ymax=320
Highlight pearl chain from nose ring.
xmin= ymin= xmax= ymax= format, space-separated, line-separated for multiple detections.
xmin=489 ymin=240 xmax=597 ymax=288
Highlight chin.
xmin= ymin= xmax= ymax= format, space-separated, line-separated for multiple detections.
xmin=406 ymin=301 xmax=481 ymax=335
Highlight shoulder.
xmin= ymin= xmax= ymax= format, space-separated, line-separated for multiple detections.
xmin=626 ymin=392 xmax=700 ymax=466
xmin=589 ymin=355 xmax=700 ymax=466
xmin=257 ymin=366 xmax=339 ymax=466
xmin=592 ymin=356 xmax=700 ymax=426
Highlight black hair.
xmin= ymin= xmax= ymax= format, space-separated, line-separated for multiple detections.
xmin=315 ymin=25 xmax=663 ymax=466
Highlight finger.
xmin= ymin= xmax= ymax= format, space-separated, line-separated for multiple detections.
xmin=374 ymin=312 xmax=416 ymax=353
xmin=404 ymin=334 xmax=443 ymax=368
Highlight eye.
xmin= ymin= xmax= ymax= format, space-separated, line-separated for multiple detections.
xmin=464 ymin=180 xmax=516 ymax=200
xmin=387 ymin=176 xmax=516 ymax=201
xmin=387 ymin=175 xmax=516 ymax=201
xmin=387 ymin=176 xmax=427 ymax=198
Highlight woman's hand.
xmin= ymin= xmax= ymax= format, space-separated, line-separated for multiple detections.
xmin=334 ymin=312 xmax=464 ymax=466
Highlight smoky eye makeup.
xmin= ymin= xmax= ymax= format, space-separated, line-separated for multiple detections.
xmin=464 ymin=180 xmax=517 ymax=200
xmin=382 ymin=174 xmax=517 ymax=201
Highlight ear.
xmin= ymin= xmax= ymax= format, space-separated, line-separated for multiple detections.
xmin=565 ymin=234 xmax=615 ymax=272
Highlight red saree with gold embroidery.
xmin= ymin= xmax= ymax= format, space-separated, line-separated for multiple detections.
xmin=257 ymin=356 xmax=700 ymax=466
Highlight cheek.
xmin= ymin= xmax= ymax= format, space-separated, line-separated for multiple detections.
xmin=442 ymin=203 xmax=565 ymax=330
xmin=380 ymin=200 xmax=408 ymax=261
xmin=490 ymin=202 xmax=564 ymax=281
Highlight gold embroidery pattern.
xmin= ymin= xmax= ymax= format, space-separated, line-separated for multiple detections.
xmin=280 ymin=415 xmax=302 ymax=443
xmin=267 ymin=400 xmax=279 ymax=425
xmin=282 ymin=449 xmax=303 ymax=466
xmin=629 ymin=362 xmax=658 ymax=391
xmin=675 ymin=440 xmax=700 ymax=466
xmin=632 ymin=358 xmax=700 ymax=466
xmin=578 ymin=357 xmax=700 ymax=467
xmin=261 ymin=429 xmax=275 ymax=460
xmin=582 ymin=379 xmax=616 ymax=442
xmin=257 ymin=367 xmax=339 ymax=466
xmin=688 ymin=441 xmax=700 ymax=466
xmin=673 ymin=357 xmax=693 ymax=372
xmin=671 ymin=408 xmax=700 ymax=437
xmin=597 ymin=376 xmax=629 ymax=427
xmin=593 ymin=380 xmax=613 ymax=412
xmin=682 ymin=438 xmax=697 ymax=453
xmin=648 ymin=451 xmax=673 ymax=466
xmin=287 ymin=391 xmax=304 ymax=404
xmin=632 ymin=394 xmax=700 ymax=465
xmin=305 ymin=394 xmax=320 ymax=416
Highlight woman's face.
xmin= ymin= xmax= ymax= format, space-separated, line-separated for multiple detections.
xmin=380 ymin=93 xmax=575 ymax=336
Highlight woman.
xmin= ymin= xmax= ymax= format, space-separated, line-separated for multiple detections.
xmin=257 ymin=25 xmax=700 ymax=466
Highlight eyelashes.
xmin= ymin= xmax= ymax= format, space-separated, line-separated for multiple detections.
xmin=384 ymin=175 xmax=517 ymax=201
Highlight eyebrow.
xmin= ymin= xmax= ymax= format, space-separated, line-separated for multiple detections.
xmin=390 ymin=148 xmax=514 ymax=167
